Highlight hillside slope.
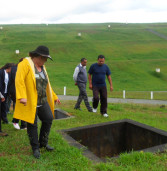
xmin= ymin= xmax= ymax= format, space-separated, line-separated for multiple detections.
xmin=0 ymin=23 xmax=167 ymax=94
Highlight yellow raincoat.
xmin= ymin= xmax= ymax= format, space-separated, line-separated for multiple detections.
xmin=14 ymin=57 xmax=58 ymax=124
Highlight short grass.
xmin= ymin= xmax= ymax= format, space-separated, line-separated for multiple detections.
xmin=1 ymin=101 xmax=167 ymax=170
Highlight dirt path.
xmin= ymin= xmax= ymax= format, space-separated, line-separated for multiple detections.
xmin=147 ymin=29 xmax=167 ymax=40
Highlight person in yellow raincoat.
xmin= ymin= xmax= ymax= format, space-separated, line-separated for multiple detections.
xmin=14 ymin=45 xmax=61 ymax=159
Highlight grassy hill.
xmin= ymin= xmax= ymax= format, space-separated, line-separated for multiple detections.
xmin=0 ymin=23 xmax=167 ymax=97
xmin=1 ymin=23 xmax=167 ymax=170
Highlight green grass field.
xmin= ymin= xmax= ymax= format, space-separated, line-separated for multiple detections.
xmin=0 ymin=23 xmax=167 ymax=98
xmin=1 ymin=23 xmax=167 ymax=170
xmin=1 ymin=101 xmax=167 ymax=170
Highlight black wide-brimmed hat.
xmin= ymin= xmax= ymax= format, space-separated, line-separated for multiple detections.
xmin=29 ymin=45 xmax=52 ymax=60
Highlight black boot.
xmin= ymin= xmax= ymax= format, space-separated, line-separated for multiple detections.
xmin=0 ymin=131 xmax=8 ymax=136
xmin=45 ymin=145 xmax=54 ymax=151
xmin=40 ymin=144 xmax=54 ymax=151
xmin=33 ymin=149 xmax=40 ymax=159
xmin=74 ymin=107 xmax=82 ymax=111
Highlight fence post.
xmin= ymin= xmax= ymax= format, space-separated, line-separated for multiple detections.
xmin=151 ymin=91 xmax=153 ymax=100
xmin=123 ymin=90 xmax=126 ymax=99
xmin=64 ymin=86 xmax=66 ymax=95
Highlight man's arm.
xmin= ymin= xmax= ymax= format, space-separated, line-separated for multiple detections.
xmin=0 ymin=92 xmax=5 ymax=102
xmin=107 ymin=75 xmax=113 ymax=92
xmin=73 ymin=67 xmax=79 ymax=83
xmin=0 ymin=92 xmax=4 ymax=99
xmin=88 ymin=74 xmax=93 ymax=90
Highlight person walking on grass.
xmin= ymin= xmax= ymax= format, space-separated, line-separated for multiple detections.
xmin=0 ymin=92 xmax=8 ymax=136
xmin=73 ymin=58 xmax=92 ymax=112
xmin=8 ymin=58 xmax=27 ymax=130
xmin=0 ymin=63 xmax=14 ymax=124
xmin=88 ymin=55 xmax=113 ymax=117
xmin=14 ymin=45 xmax=61 ymax=159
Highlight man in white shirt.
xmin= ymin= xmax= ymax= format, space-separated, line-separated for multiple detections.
xmin=0 ymin=92 xmax=8 ymax=136
xmin=0 ymin=63 xmax=14 ymax=124
xmin=73 ymin=58 xmax=92 ymax=112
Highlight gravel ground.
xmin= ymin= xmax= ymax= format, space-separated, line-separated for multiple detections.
xmin=58 ymin=95 xmax=167 ymax=105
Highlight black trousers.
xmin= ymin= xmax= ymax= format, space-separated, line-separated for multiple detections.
xmin=1 ymin=94 xmax=8 ymax=123
xmin=0 ymin=101 xmax=1 ymax=132
xmin=92 ymin=86 xmax=107 ymax=114
xmin=6 ymin=96 xmax=12 ymax=114
xmin=75 ymin=82 xmax=92 ymax=111
xmin=27 ymin=102 xmax=53 ymax=151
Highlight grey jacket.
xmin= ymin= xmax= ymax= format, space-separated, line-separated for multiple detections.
xmin=73 ymin=63 xmax=87 ymax=83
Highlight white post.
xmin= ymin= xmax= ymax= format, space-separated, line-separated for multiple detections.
xmin=123 ymin=90 xmax=126 ymax=99
xmin=15 ymin=50 xmax=20 ymax=54
xmin=151 ymin=91 xmax=153 ymax=100
xmin=64 ymin=86 xmax=66 ymax=95
xmin=78 ymin=33 xmax=81 ymax=37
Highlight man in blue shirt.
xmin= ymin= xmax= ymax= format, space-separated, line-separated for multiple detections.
xmin=88 ymin=55 xmax=113 ymax=117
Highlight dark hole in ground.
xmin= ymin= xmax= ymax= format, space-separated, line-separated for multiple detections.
xmin=54 ymin=109 xmax=73 ymax=120
xmin=59 ymin=119 xmax=167 ymax=162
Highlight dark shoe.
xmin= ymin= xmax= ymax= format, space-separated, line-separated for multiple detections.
xmin=40 ymin=144 xmax=54 ymax=151
xmin=33 ymin=149 xmax=40 ymax=159
xmin=20 ymin=126 xmax=27 ymax=130
xmin=46 ymin=145 xmax=54 ymax=151
xmin=2 ymin=121 xmax=9 ymax=124
xmin=2 ymin=118 xmax=9 ymax=123
xmin=74 ymin=107 xmax=82 ymax=111
xmin=0 ymin=131 xmax=8 ymax=136
xmin=88 ymin=109 xmax=93 ymax=112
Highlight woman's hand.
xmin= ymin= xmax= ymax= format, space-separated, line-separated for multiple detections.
xmin=55 ymin=99 xmax=61 ymax=104
xmin=20 ymin=98 xmax=27 ymax=106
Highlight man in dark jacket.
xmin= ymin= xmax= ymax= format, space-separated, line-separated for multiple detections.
xmin=0 ymin=92 xmax=8 ymax=136
xmin=0 ymin=63 xmax=14 ymax=123
xmin=73 ymin=58 xmax=92 ymax=112
xmin=8 ymin=59 xmax=26 ymax=129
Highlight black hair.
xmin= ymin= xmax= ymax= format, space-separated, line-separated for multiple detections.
xmin=29 ymin=52 xmax=40 ymax=58
xmin=16 ymin=58 xmax=24 ymax=65
xmin=98 ymin=55 xmax=105 ymax=59
xmin=81 ymin=58 xmax=87 ymax=62
xmin=18 ymin=57 xmax=24 ymax=63
xmin=0 ymin=63 xmax=15 ymax=70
